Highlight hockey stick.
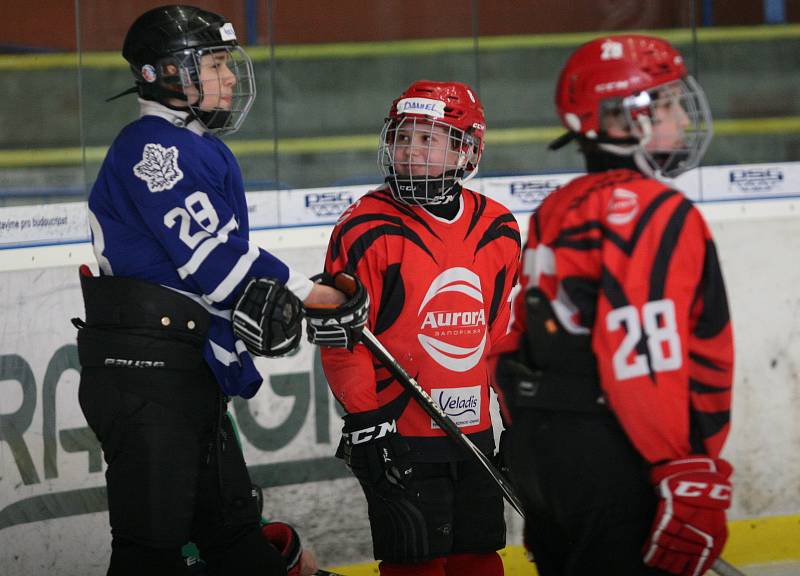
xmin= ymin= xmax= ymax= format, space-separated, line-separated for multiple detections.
xmin=359 ymin=328 xmax=745 ymax=576
xmin=360 ymin=327 xmax=525 ymax=518
xmin=711 ymin=560 xmax=747 ymax=576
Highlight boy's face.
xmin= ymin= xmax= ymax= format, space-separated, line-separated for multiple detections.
xmin=646 ymin=86 xmax=691 ymax=152
xmin=602 ymin=83 xmax=691 ymax=151
xmin=390 ymin=119 xmax=463 ymax=177
xmin=183 ymin=51 xmax=236 ymax=111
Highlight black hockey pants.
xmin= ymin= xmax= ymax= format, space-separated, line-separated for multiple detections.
xmin=507 ymin=409 xmax=671 ymax=576
xmin=75 ymin=273 xmax=286 ymax=576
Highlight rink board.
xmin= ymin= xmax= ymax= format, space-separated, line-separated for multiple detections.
xmin=1 ymin=164 xmax=799 ymax=574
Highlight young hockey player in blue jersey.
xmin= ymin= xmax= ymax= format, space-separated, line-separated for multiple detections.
xmin=74 ymin=5 xmax=368 ymax=576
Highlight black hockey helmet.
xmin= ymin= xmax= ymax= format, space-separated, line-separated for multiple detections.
xmin=112 ymin=5 xmax=256 ymax=136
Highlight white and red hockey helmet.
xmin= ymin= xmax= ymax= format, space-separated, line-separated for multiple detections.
xmin=379 ymin=80 xmax=486 ymax=205
xmin=553 ymin=34 xmax=713 ymax=178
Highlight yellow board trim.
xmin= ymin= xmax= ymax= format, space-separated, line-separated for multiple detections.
xmin=327 ymin=514 xmax=800 ymax=576
xmin=1 ymin=116 xmax=799 ymax=169
xmin=1 ymin=24 xmax=798 ymax=70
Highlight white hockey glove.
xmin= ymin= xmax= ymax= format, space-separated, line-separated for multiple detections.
xmin=305 ymin=272 xmax=369 ymax=350
xmin=232 ymin=278 xmax=304 ymax=357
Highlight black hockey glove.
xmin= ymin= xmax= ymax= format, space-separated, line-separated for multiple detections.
xmin=232 ymin=278 xmax=304 ymax=357
xmin=336 ymin=410 xmax=413 ymax=490
xmin=493 ymin=428 xmax=513 ymax=482
xmin=305 ymin=272 xmax=369 ymax=350
xmin=495 ymin=350 xmax=542 ymax=419
xmin=522 ymin=286 xmax=595 ymax=373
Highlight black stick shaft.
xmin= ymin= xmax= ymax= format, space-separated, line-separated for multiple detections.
xmin=360 ymin=328 xmax=526 ymax=519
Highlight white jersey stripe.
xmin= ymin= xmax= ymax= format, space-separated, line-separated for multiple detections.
xmin=209 ymin=339 xmax=240 ymax=366
xmin=88 ymin=208 xmax=114 ymax=276
xmin=204 ymin=243 xmax=260 ymax=303
xmin=177 ymin=216 xmax=238 ymax=280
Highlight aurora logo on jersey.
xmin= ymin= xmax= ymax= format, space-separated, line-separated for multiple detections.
xmin=420 ymin=309 xmax=485 ymax=329
xmin=417 ymin=267 xmax=487 ymax=372
xmin=607 ymin=187 xmax=639 ymax=225
xmin=430 ymin=386 xmax=481 ymax=429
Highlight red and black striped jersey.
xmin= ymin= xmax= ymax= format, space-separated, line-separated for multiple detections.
xmin=496 ymin=169 xmax=733 ymax=463
xmin=321 ymin=185 xmax=521 ymax=460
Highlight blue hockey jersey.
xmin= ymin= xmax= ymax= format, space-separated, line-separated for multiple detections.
xmin=88 ymin=101 xmax=312 ymax=398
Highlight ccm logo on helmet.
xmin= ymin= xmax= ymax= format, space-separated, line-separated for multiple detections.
xmin=346 ymin=420 xmax=397 ymax=445
xmin=673 ymin=480 xmax=732 ymax=501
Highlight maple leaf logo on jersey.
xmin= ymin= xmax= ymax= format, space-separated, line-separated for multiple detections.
xmin=417 ymin=267 xmax=487 ymax=372
xmin=133 ymin=143 xmax=184 ymax=193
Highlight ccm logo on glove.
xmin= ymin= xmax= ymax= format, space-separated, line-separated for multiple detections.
xmin=643 ymin=456 xmax=733 ymax=576
xmin=673 ymin=480 xmax=732 ymax=500
xmin=346 ymin=420 xmax=397 ymax=445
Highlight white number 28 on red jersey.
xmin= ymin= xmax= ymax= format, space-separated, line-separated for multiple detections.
xmin=606 ymin=299 xmax=683 ymax=380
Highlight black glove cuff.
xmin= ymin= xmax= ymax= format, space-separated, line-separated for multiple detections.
xmin=342 ymin=408 xmax=387 ymax=431
xmin=306 ymin=272 xmax=369 ymax=321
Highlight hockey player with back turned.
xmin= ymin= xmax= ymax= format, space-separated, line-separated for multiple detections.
xmin=74 ymin=5 xmax=367 ymax=576
xmin=320 ymin=81 xmax=521 ymax=576
xmin=491 ymin=35 xmax=734 ymax=576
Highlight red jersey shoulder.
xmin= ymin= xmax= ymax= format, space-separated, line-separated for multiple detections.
xmin=532 ymin=169 xmax=684 ymax=239
xmin=334 ymin=187 xmax=395 ymax=227
xmin=461 ymin=188 xmax=521 ymax=251
xmin=544 ymin=170 xmax=650 ymax=209
xmin=327 ymin=187 xmax=443 ymax=270
xmin=463 ymin=188 xmax=512 ymax=216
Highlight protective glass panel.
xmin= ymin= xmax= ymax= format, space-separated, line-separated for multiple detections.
xmin=1 ymin=1 xmax=798 ymax=206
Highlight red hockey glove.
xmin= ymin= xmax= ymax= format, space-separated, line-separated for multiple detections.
xmin=643 ymin=457 xmax=733 ymax=576
xmin=262 ymin=521 xmax=303 ymax=576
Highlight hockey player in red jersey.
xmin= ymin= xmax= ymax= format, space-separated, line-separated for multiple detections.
xmin=320 ymin=81 xmax=521 ymax=576
xmin=491 ymin=35 xmax=734 ymax=576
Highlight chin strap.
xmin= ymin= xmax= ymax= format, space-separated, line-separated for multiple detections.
xmin=459 ymin=163 xmax=479 ymax=187
xmin=105 ymin=86 xmax=140 ymax=103
xmin=387 ymin=169 xmax=464 ymax=206
xmin=596 ymin=116 xmax=658 ymax=178
xmin=106 ymin=82 xmax=189 ymax=105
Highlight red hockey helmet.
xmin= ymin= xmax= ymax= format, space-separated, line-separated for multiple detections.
xmin=554 ymin=35 xmax=712 ymax=178
xmin=379 ymin=80 xmax=486 ymax=205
